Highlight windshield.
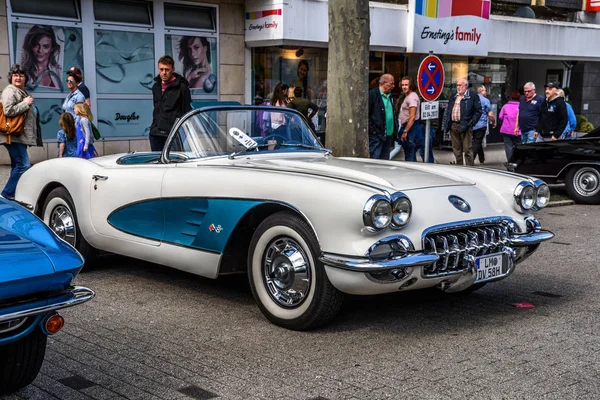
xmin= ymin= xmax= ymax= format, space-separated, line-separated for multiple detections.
xmin=164 ymin=108 xmax=324 ymax=161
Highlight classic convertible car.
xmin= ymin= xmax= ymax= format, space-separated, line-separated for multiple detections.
xmin=16 ymin=106 xmax=553 ymax=330
xmin=0 ymin=197 xmax=94 ymax=394
xmin=508 ymin=127 xmax=600 ymax=204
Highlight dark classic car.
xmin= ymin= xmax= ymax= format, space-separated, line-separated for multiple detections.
xmin=508 ymin=128 xmax=600 ymax=204
xmin=0 ymin=197 xmax=94 ymax=394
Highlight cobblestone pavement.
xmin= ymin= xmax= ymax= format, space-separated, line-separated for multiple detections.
xmin=2 ymin=167 xmax=599 ymax=399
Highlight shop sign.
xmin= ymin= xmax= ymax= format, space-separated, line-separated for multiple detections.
xmin=410 ymin=0 xmax=490 ymax=56
xmin=585 ymin=0 xmax=600 ymax=12
xmin=245 ymin=8 xmax=283 ymax=41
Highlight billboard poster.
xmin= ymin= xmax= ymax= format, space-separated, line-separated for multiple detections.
xmin=165 ymin=35 xmax=218 ymax=95
xmin=94 ymin=30 xmax=155 ymax=95
xmin=12 ymin=23 xmax=83 ymax=93
xmin=411 ymin=0 xmax=490 ymax=56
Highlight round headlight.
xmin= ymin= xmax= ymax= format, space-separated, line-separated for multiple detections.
xmin=363 ymin=195 xmax=392 ymax=231
xmin=391 ymin=195 xmax=412 ymax=229
xmin=521 ymin=185 xmax=535 ymax=210
xmin=535 ymin=183 xmax=550 ymax=208
xmin=372 ymin=200 xmax=392 ymax=229
xmin=514 ymin=181 xmax=536 ymax=212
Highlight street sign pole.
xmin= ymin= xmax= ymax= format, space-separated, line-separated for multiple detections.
xmin=417 ymin=51 xmax=444 ymax=163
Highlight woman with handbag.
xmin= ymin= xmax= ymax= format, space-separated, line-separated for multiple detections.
xmin=1 ymin=64 xmax=39 ymax=200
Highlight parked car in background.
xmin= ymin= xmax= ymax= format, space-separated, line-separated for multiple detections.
xmin=508 ymin=127 xmax=600 ymax=204
xmin=0 ymin=198 xmax=94 ymax=394
xmin=16 ymin=106 xmax=553 ymax=330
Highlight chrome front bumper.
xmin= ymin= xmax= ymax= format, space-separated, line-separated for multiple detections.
xmin=0 ymin=286 xmax=95 ymax=323
xmin=320 ymin=228 xmax=554 ymax=272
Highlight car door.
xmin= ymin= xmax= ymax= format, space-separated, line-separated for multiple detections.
xmin=89 ymin=164 xmax=173 ymax=245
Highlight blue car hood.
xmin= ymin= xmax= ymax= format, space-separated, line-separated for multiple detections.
xmin=0 ymin=200 xmax=84 ymax=302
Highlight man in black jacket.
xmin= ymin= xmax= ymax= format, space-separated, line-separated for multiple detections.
xmin=368 ymin=74 xmax=398 ymax=159
xmin=535 ymin=82 xmax=567 ymax=142
xmin=442 ymin=78 xmax=482 ymax=166
xmin=149 ymin=55 xmax=192 ymax=151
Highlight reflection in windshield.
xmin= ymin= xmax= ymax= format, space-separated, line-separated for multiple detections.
xmin=166 ymin=109 xmax=323 ymax=160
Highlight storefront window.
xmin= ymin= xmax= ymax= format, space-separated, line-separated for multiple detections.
xmin=165 ymin=34 xmax=218 ymax=96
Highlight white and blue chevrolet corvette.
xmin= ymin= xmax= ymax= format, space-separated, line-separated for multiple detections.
xmin=16 ymin=106 xmax=554 ymax=330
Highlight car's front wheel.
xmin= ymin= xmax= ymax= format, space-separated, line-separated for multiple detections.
xmin=565 ymin=166 xmax=600 ymax=204
xmin=42 ymin=187 xmax=98 ymax=264
xmin=0 ymin=330 xmax=47 ymax=394
xmin=248 ymin=211 xmax=344 ymax=330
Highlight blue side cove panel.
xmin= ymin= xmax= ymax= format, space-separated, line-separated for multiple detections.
xmin=108 ymin=198 xmax=264 ymax=253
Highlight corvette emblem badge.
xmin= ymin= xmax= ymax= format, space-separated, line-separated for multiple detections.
xmin=448 ymin=195 xmax=471 ymax=213
xmin=208 ymin=224 xmax=223 ymax=233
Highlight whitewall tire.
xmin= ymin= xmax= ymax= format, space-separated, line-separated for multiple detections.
xmin=248 ymin=211 xmax=344 ymax=330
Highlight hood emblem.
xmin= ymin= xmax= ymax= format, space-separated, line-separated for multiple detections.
xmin=448 ymin=195 xmax=471 ymax=213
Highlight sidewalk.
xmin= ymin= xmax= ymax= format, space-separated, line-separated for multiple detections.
xmin=393 ymin=142 xmax=508 ymax=165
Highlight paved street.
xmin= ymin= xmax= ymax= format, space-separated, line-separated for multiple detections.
xmin=2 ymin=166 xmax=598 ymax=399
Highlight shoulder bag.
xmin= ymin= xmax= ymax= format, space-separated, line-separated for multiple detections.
xmin=0 ymin=101 xmax=28 ymax=144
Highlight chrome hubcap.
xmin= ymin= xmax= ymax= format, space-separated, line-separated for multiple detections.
xmin=49 ymin=205 xmax=76 ymax=246
xmin=263 ymin=237 xmax=311 ymax=308
xmin=574 ymin=168 xmax=600 ymax=197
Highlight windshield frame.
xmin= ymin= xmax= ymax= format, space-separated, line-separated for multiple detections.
xmin=160 ymin=105 xmax=326 ymax=164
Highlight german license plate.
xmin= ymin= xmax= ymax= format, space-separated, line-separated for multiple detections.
xmin=475 ymin=253 xmax=506 ymax=283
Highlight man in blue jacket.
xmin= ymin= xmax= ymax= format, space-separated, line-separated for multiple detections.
xmin=442 ymin=78 xmax=482 ymax=166
xmin=368 ymin=74 xmax=398 ymax=159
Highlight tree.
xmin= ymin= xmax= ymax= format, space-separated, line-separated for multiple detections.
xmin=326 ymin=0 xmax=370 ymax=157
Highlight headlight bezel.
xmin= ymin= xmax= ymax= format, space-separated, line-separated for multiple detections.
xmin=513 ymin=181 xmax=536 ymax=213
xmin=363 ymin=195 xmax=393 ymax=232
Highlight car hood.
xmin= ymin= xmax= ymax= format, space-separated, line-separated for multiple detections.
xmin=243 ymin=156 xmax=473 ymax=191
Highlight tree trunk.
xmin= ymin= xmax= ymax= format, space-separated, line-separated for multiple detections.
xmin=326 ymin=0 xmax=370 ymax=157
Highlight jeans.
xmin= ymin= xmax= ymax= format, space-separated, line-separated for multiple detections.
xmin=2 ymin=143 xmax=30 ymax=199
xmin=369 ymin=134 xmax=393 ymax=160
xmin=418 ymin=126 xmax=435 ymax=163
xmin=472 ymin=127 xmax=486 ymax=163
xmin=503 ymin=134 xmax=522 ymax=162
xmin=149 ymin=135 xmax=168 ymax=152
xmin=399 ymin=123 xmax=424 ymax=162
xmin=521 ymin=130 xmax=536 ymax=144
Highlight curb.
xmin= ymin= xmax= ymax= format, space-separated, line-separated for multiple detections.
xmin=547 ymin=199 xmax=576 ymax=208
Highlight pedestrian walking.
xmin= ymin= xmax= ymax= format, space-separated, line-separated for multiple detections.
xmin=57 ymin=112 xmax=78 ymax=157
xmin=515 ymin=82 xmax=543 ymax=144
xmin=68 ymin=67 xmax=91 ymax=107
xmin=62 ymin=70 xmax=85 ymax=117
xmin=557 ymin=89 xmax=577 ymax=140
xmin=472 ymin=85 xmax=496 ymax=165
xmin=368 ymin=74 xmax=398 ymax=160
xmin=442 ymin=78 xmax=482 ymax=166
xmin=498 ymin=92 xmax=522 ymax=162
xmin=535 ymin=82 xmax=567 ymax=142
xmin=288 ymin=86 xmax=318 ymax=131
xmin=149 ymin=55 xmax=192 ymax=152
xmin=398 ymin=76 xmax=423 ymax=162
xmin=1 ymin=64 xmax=40 ymax=200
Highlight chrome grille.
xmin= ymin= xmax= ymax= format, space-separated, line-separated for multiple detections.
xmin=422 ymin=221 xmax=516 ymax=277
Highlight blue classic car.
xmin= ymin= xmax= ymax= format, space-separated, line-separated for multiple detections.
xmin=0 ymin=197 xmax=94 ymax=394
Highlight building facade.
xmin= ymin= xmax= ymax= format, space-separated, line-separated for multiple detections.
xmin=1 ymin=0 xmax=600 ymax=163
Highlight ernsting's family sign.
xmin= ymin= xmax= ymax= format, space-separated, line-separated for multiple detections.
xmin=410 ymin=0 xmax=491 ymax=56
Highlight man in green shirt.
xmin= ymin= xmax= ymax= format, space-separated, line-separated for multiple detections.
xmin=288 ymin=86 xmax=318 ymax=130
xmin=368 ymin=74 xmax=398 ymax=159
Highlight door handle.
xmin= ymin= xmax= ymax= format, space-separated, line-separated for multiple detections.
xmin=92 ymin=175 xmax=108 ymax=181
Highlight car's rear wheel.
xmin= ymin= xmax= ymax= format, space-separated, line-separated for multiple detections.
xmin=0 ymin=330 xmax=47 ymax=394
xmin=248 ymin=211 xmax=344 ymax=330
xmin=565 ymin=166 xmax=600 ymax=204
xmin=42 ymin=187 xmax=98 ymax=264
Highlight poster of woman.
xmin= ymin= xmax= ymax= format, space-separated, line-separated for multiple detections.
xmin=15 ymin=24 xmax=65 ymax=90
xmin=167 ymin=35 xmax=217 ymax=94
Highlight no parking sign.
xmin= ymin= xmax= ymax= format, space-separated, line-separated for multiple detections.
xmin=417 ymin=55 xmax=444 ymax=102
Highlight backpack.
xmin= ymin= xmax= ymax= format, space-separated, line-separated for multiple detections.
xmin=0 ymin=101 xmax=27 ymax=144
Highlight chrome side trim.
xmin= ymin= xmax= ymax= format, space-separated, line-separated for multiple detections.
xmin=12 ymin=199 xmax=33 ymax=210
xmin=320 ymin=253 xmax=439 ymax=272
xmin=0 ymin=286 xmax=95 ymax=323
xmin=556 ymin=161 xmax=600 ymax=179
